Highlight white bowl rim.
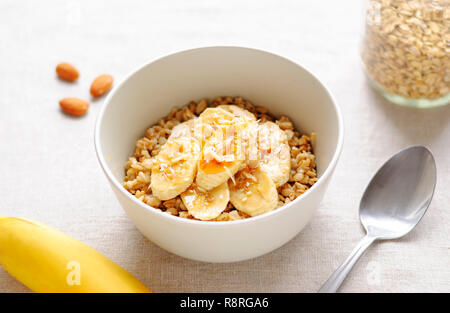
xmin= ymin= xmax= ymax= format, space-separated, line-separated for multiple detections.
xmin=94 ymin=46 xmax=344 ymax=228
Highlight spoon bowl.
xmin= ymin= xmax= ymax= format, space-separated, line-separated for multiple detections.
xmin=360 ymin=146 xmax=436 ymax=240
xmin=319 ymin=146 xmax=436 ymax=292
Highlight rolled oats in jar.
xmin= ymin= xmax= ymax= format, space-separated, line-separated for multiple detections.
xmin=362 ymin=0 xmax=449 ymax=107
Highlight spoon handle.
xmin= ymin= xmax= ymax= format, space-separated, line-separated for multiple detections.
xmin=318 ymin=234 xmax=376 ymax=293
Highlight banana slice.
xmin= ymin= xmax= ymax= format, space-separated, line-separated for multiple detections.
xmin=195 ymin=108 xmax=245 ymax=190
xmin=193 ymin=107 xmax=233 ymax=145
xmin=217 ymin=104 xmax=259 ymax=163
xmin=257 ymin=121 xmax=291 ymax=187
xmin=217 ymin=104 xmax=257 ymax=122
xmin=170 ymin=119 xmax=196 ymax=139
xmin=228 ymin=166 xmax=278 ymax=217
xmin=151 ymin=136 xmax=200 ymax=200
xmin=198 ymin=107 xmax=235 ymax=126
xmin=181 ymin=183 xmax=230 ymax=221
xmin=197 ymin=157 xmax=242 ymax=191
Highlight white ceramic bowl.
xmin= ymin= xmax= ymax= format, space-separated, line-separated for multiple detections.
xmin=95 ymin=47 xmax=343 ymax=263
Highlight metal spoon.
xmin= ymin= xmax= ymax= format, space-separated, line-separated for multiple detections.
xmin=319 ymin=146 xmax=436 ymax=293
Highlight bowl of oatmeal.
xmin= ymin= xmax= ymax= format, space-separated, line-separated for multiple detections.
xmin=95 ymin=47 xmax=343 ymax=262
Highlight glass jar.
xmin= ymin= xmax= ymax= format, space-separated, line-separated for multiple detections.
xmin=361 ymin=0 xmax=449 ymax=108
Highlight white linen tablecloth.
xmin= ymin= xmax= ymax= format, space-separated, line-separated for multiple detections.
xmin=0 ymin=0 xmax=449 ymax=293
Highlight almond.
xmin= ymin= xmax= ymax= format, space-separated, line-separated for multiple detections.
xmin=90 ymin=74 xmax=113 ymax=97
xmin=56 ymin=63 xmax=79 ymax=82
xmin=59 ymin=97 xmax=89 ymax=116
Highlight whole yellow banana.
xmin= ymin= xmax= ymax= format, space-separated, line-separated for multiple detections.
xmin=0 ymin=217 xmax=151 ymax=293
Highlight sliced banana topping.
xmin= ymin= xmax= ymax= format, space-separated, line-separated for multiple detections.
xmin=195 ymin=108 xmax=245 ymax=190
xmin=181 ymin=182 xmax=230 ymax=221
xmin=228 ymin=166 xmax=278 ymax=217
xmin=150 ymin=135 xmax=200 ymax=200
xmin=257 ymin=121 xmax=291 ymax=187
xmin=149 ymin=104 xmax=298 ymax=219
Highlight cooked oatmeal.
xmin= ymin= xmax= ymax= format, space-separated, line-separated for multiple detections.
xmin=123 ymin=96 xmax=317 ymax=221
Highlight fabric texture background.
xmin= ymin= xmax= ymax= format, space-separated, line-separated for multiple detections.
xmin=0 ymin=0 xmax=449 ymax=292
